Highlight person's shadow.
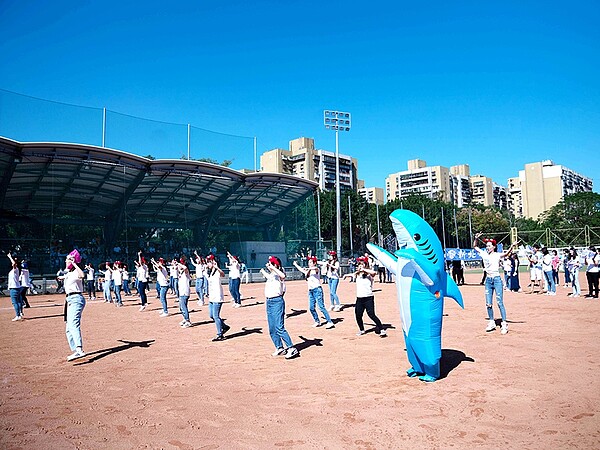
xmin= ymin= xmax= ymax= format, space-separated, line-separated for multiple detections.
xmin=74 ymin=339 xmax=155 ymax=365
xmin=286 ymin=309 xmax=306 ymax=319
xmin=294 ymin=335 xmax=323 ymax=352
xmin=439 ymin=349 xmax=475 ymax=379
xmin=225 ymin=327 xmax=262 ymax=340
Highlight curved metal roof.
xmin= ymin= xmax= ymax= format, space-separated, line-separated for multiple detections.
xmin=0 ymin=136 xmax=317 ymax=233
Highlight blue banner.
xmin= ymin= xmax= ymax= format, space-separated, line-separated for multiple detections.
xmin=445 ymin=244 xmax=503 ymax=261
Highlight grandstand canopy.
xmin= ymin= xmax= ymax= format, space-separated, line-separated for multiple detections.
xmin=0 ymin=136 xmax=317 ymax=244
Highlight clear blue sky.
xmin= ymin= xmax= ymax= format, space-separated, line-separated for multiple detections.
xmin=1 ymin=0 xmax=598 ymax=191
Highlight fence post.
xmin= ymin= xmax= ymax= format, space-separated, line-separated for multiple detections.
xmin=511 ymin=227 xmax=518 ymax=246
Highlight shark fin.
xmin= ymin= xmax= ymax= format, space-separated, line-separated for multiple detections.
xmin=445 ymin=275 xmax=464 ymax=308
xmin=367 ymin=243 xmax=398 ymax=275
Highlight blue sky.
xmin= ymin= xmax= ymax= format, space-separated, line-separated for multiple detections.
xmin=1 ymin=0 xmax=598 ymax=191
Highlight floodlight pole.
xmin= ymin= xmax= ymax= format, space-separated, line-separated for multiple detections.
xmin=324 ymin=110 xmax=351 ymax=258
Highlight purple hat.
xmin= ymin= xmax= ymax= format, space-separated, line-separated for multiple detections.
xmin=68 ymin=249 xmax=82 ymax=264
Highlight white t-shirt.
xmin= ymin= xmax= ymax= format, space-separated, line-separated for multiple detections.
xmin=542 ymin=254 xmax=552 ymax=272
xmin=113 ymin=268 xmax=122 ymax=286
xmin=86 ymin=268 xmax=95 ymax=281
xmin=327 ymin=260 xmax=340 ymax=279
xmin=306 ymin=269 xmax=321 ymax=290
xmin=8 ymin=268 xmax=21 ymax=289
xmin=178 ymin=271 xmax=191 ymax=297
xmin=207 ymin=269 xmax=224 ymax=302
xmin=157 ymin=267 xmax=169 ymax=287
xmin=264 ymin=271 xmax=284 ymax=298
xmin=64 ymin=270 xmax=83 ymax=294
xmin=137 ymin=264 xmax=148 ymax=283
xmin=19 ymin=268 xmax=30 ymax=286
xmin=103 ymin=268 xmax=112 ymax=281
xmin=356 ymin=273 xmax=374 ymax=298
xmin=476 ymin=248 xmax=501 ymax=278
xmin=228 ymin=261 xmax=240 ymax=279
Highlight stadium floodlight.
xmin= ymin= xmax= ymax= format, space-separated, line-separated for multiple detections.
xmin=323 ymin=110 xmax=351 ymax=257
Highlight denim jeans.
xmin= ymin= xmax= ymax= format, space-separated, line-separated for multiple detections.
xmin=86 ymin=280 xmax=95 ymax=298
xmin=9 ymin=288 xmax=22 ymax=317
xmin=179 ymin=295 xmax=190 ymax=321
xmin=103 ymin=280 xmax=112 ymax=302
xmin=266 ymin=295 xmax=293 ymax=349
xmin=195 ymin=278 xmax=206 ymax=300
xmin=159 ymin=285 xmax=168 ymax=313
xmin=544 ymin=270 xmax=556 ymax=293
xmin=484 ymin=275 xmax=506 ymax=322
xmin=229 ymin=277 xmax=241 ymax=304
xmin=328 ymin=278 xmax=340 ymax=307
xmin=209 ymin=302 xmax=224 ymax=335
xmin=170 ymin=276 xmax=179 ymax=297
xmin=65 ymin=293 xmax=86 ymax=351
xmin=138 ymin=281 xmax=148 ymax=305
xmin=114 ymin=284 xmax=123 ymax=305
xmin=308 ymin=286 xmax=331 ymax=324
xmin=122 ymin=279 xmax=131 ymax=295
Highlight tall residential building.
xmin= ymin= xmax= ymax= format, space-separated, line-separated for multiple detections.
xmin=358 ymin=187 xmax=384 ymax=205
xmin=469 ymin=175 xmax=494 ymax=207
xmin=385 ymin=159 xmax=451 ymax=203
xmin=507 ymin=176 xmax=523 ymax=217
xmin=449 ymin=164 xmax=472 ymax=207
xmin=260 ymin=137 xmax=358 ymax=191
xmin=510 ymin=160 xmax=593 ymax=219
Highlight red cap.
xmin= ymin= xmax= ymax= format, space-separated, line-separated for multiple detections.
xmin=328 ymin=251 xmax=337 ymax=257
xmin=483 ymin=238 xmax=497 ymax=245
xmin=307 ymin=256 xmax=318 ymax=263
xmin=158 ymin=257 xmax=165 ymax=264
xmin=268 ymin=256 xmax=279 ymax=265
xmin=179 ymin=257 xmax=186 ymax=264
xmin=357 ymin=256 xmax=368 ymax=264
xmin=206 ymin=254 xmax=215 ymax=261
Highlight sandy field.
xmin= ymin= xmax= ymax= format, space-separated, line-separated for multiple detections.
xmin=1 ymin=271 xmax=599 ymax=450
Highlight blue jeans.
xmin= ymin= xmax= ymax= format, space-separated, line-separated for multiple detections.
xmin=229 ymin=277 xmax=241 ymax=304
xmin=195 ymin=278 xmax=206 ymax=300
xmin=266 ymin=295 xmax=293 ymax=349
xmin=114 ymin=284 xmax=123 ymax=305
xmin=103 ymin=280 xmax=112 ymax=302
xmin=544 ymin=270 xmax=556 ymax=293
xmin=169 ymin=276 xmax=179 ymax=296
xmin=66 ymin=293 xmax=86 ymax=351
xmin=179 ymin=295 xmax=190 ymax=321
xmin=138 ymin=281 xmax=148 ymax=305
xmin=9 ymin=288 xmax=22 ymax=317
xmin=308 ymin=286 xmax=331 ymax=324
xmin=328 ymin=278 xmax=340 ymax=307
xmin=209 ymin=302 xmax=224 ymax=335
xmin=485 ymin=276 xmax=506 ymax=322
xmin=159 ymin=285 xmax=168 ymax=313
xmin=122 ymin=279 xmax=131 ymax=295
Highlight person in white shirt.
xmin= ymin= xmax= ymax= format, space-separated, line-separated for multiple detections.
xmin=260 ymin=256 xmax=298 ymax=358
xmin=585 ymin=247 xmax=599 ymax=298
xmin=473 ymin=233 xmax=515 ymax=334
xmin=7 ymin=252 xmax=23 ymax=321
xmin=176 ymin=257 xmax=192 ymax=328
xmin=169 ymin=260 xmax=179 ymax=297
xmin=191 ymin=251 xmax=207 ymax=305
xmin=19 ymin=261 xmax=31 ymax=308
xmin=84 ymin=263 xmax=96 ymax=301
xmin=206 ymin=255 xmax=230 ymax=341
xmin=325 ymin=251 xmax=342 ymax=311
xmin=541 ymin=247 xmax=556 ymax=295
xmin=151 ymin=257 xmax=170 ymax=317
xmin=100 ymin=262 xmax=113 ymax=303
xmin=226 ymin=252 xmax=242 ymax=307
xmin=343 ymin=256 xmax=386 ymax=337
xmin=136 ymin=251 xmax=149 ymax=311
xmin=112 ymin=261 xmax=124 ymax=307
xmin=293 ymin=256 xmax=335 ymax=329
xmin=63 ymin=249 xmax=86 ymax=361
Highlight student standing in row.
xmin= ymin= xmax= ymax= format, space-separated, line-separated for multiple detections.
xmin=226 ymin=252 xmax=242 ymax=307
xmin=206 ymin=255 xmax=230 ymax=341
xmin=260 ymin=256 xmax=298 ymax=359
xmin=325 ymin=251 xmax=342 ymax=311
xmin=7 ymin=253 xmax=23 ymax=321
xmin=343 ymin=256 xmax=387 ymax=337
xmin=177 ymin=257 xmax=192 ymax=328
xmin=151 ymin=258 xmax=170 ymax=317
xmin=63 ymin=250 xmax=86 ymax=361
xmin=293 ymin=257 xmax=335 ymax=329
xmin=136 ymin=252 xmax=149 ymax=311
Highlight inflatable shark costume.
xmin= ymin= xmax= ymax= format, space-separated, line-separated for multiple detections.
xmin=367 ymin=209 xmax=463 ymax=382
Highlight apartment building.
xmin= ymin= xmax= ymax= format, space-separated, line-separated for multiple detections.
xmin=260 ymin=137 xmax=358 ymax=191
xmin=449 ymin=164 xmax=472 ymax=207
xmin=385 ymin=159 xmax=451 ymax=202
xmin=358 ymin=187 xmax=384 ymax=205
xmin=510 ymin=160 xmax=593 ymax=219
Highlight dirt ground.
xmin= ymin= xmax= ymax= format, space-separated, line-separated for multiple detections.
xmin=1 ymin=271 xmax=599 ymax=450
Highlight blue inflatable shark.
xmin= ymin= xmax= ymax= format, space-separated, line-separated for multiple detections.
xmin=367 ymin=209 xmax=463 ymax=382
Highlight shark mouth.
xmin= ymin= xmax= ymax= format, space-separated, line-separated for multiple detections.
xmin=392 ymin=216 xmax=439 ymax=265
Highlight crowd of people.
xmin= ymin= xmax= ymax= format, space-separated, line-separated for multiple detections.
xmin=6 ymin=241 xmax=599 ymax=362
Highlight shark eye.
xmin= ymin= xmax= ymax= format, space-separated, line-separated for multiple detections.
xmin=413 ymin=233 xmax=421 ymax=241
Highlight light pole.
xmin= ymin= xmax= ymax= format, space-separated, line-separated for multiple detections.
xmin=324 ymin=110 xmax=351 ymax=257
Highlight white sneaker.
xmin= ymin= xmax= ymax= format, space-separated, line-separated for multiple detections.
xmin=66 ymin=348 xmax=86 ymax=361
xmin=333 ymin=305 xmax=342 ymax=311
xmin=501 ymin=322 xmax=509 ymax=335
xmin=11 ymin=316 xmax=23 ymax=322
xmin=312 ymin=322 xmax=321 ymax=328
xmin=159 ymin=312 xmax=169 ymax=317
xmin=356 ymin=330 xmax=366 ymax=336
xmin=485 ymin=320 xmax=496 ymax=332
xmin=328 ymin=305 xmax=334 ymax=311
xmin=284 ymin=347 xmax=299 ymax=359
xmin=379 ymin=329 xmax=387 ymax=337
xmin=325 ymin=322 xmax=335 ymax=329
xmin=139 ymin=305 xmax=146 ymax=311
xmin=182 ymin=321 xmax=192 ymax=328
xmin=197 ymin=300 xmax=205 ymax=306
xmin=271 ymin=347 xmax=286 ymax=357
